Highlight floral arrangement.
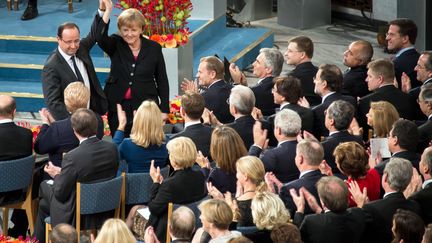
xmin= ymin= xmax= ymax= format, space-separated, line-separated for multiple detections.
xmin=168 ymin=96 xmax=184 ymax=124
xmin=101 ymin=114 xmax=111 ymax=137
xmin=0 ymin=235 xmax=38 ymax=243
xmin=16 ymin=121 xmax=41 ymax=146
xmin=116 ymin=0 xmax=193 ymax=48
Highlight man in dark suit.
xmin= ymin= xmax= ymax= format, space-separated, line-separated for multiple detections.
xmin=386 ymin=18 xmax=420 ymax=88
xmin=375 ymin=119 xmax=420 ymax=176
xmin=249 ymin=109 xmax=300 ymax=183
xmin=342 ymin=40 xmax=373 ymax=98
xmin=42 ymin=20 xmax=107 ymax=121
xmin=409 ymin=147 xmax=432 ymax=224
xmin=311 ymin=64 xmax=356 ymax=139
xmin=354 ymin=158 xmax=422 ymax=243
xmin=284 ymin=36 xmax=321 ymax=106
xmin=358 ymin=59 xmax=415 ymax=137
xmin=291 ymin=177 xmax=366 ymax=243
xmin=322 ymin=100 xmax=363 ymax=177
xmin=34 ymin=109 xmax=119 ymax=243
xmin=417 ymin=87 xmax=432 ymax=152
xmin=279 ymin=139 xmax=325 ymax=216
xmin=229 ymin=48 xmax=283 ymax=116
xmin=0 ymin=95 xmax=33 ymax=237
xmin=171 ymin=91 xmax=213 ymax=160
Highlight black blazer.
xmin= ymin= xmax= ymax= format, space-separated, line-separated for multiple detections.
xmin=418 ymin=118 xmax=432 ymax=153
xmin=249 ymin=140 xmax=299 ymax=183
xmin=202 ymin=81 xmax=233 ymax=124
xmin=342 ymin=65 xmax=370 ymax=98
xmin=409 ymin=182 xmax=432 ymax=224
xmin=0 ymin=122 xmax=33 ymax=161
xmin=362 ymin=192 xmax=421 ymax=243
xmin=171 ymin=123 xmax=213 ymax=160
xmin=227 ymin=115 xmax=255 ymax=149
xmin=280 ymin=170 xmax=325 ymax=216
xmin=394 ymin=48 xmax=421 ymax=88
xmin=299 ymin=208 xmax=366 ymax=243
xmin=282 ymin=103 xmax=314 ymax=133
xmin=42 ymin=15 xmax=107 ymax=120
xmin=312 ymin=92 xmax=356 ymax=139
xmin=322 ymin=130 xmax=364 ymax=175
xmin=251 ymin=76 xmax=278 ymax=116
xmin=375 ymin=151 xmax=421 ymax=176
xmin=148 ymin=168 xmax=206 ymax=242
xmin=95 ymin=16 xmax=169 ymax=113
xmin=290 ymin=62 xmax=321 ymax=106
xmin=49 ymin=137 xmax=119 ymax=227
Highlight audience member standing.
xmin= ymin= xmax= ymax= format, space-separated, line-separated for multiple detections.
xmin=417 ymin=87 xmax=432 ymax=152
xmin=98 ymin=0 xmax=169 ymax=136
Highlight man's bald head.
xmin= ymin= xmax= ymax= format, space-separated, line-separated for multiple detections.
xmin=0 ymin=95 xmax=16 ymax=119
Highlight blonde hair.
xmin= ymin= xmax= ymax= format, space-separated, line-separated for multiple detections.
xmin=199 ymin=56 xmax=224 ymax=80
xmin=130 ymin=100 xmax=165 ymax=147
xmin=94 ymin=219 xmax=136 ymax=243
xmin=367 ymin=59 xmax=395 ymax=83
xmin=251 ymin=192 xmax=291 ymax=230
xmin=166 ymin=137 xmax=197 ymax=169
xmin=117 ymin=8 xmax=145 ymax=31
xmin=369 ymin=101 xmax=399 ymax=138
xmin=236 ymin=156 xmax=267 ymax=192
xmin=64 ymin=82 xmax=90 ymax=113
xmin=210 ymin=126 xmax=247 ymax=174
xmin=199 ymin=199 xmax=233 ymax=230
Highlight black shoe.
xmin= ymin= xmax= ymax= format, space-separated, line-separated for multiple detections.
xmin=21 ymin=5 xmax=38 ymax=21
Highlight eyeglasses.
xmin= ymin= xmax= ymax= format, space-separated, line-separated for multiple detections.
xmin=415 ymin=64 xmax=426 ymax=69
xmin=61 ymin=38 xmax=80 ymax=45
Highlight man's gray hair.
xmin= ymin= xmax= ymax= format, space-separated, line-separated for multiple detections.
xmin=229 ymin=85 xmax=255 ymax=115
xmin=326 ymin=100 xmax=355 ymax=131
xmin=260 ymin=48 xmax=284 ymax=77
xmin=274 ymin=109 xmax=302 ymax=137
xmin=384 ymin=157 xmax=413 ymax=192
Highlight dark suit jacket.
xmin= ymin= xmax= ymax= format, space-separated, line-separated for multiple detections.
xmin=409 ymin=182 xmax=432 ymax=224
xmin=342 ymin=65 xmax=370 ymax=98
xmin=42 ymin=15 xmax=107 ymax=120
xmin=362 ymin=192 xmax=421 ymax=243
xmin=312 ymin=92 xmax=356 ymax=138
xmin=95 ymin=16 xmax=169 ymax=114
xmin=282 ymin=103 xmax=314 ymax=133
xmin=299 ymin=208 xmax=366 ymax=243
xmin=49 ymin=137 xmax=119 ymax=227
xmin=358 ymin=85 xmax=415 ymax=135
xmin=148 ymin=168 xmax=206 ymax=242
xmin=290 ymin=62 xmax=321 ymax=107
xmin=394 ymin=48 xmax=421 ymax=88
xmin=227 ymin=115 xmax=255 ymax=149
xmin=418 ymin=118 xmax=432 ymax=153
xmin=375 ymin=150 xmax=421 ymax=176
xmin=202 ymin=80 xmax=233 ymax=124
xmin=408 ymin=79 xmax=432 ymax=121
xmin=171 ymin=123 xmax=213 ymax=160
xmin=251 ymin=76 xmax=278 ymax=116
xmin=280 ymin=170 xmax=325 ymax=216
xmin=249 ymin=140 xmax=299 ymax=183
xmin=322 ymin=130 xmax=364 ymax=175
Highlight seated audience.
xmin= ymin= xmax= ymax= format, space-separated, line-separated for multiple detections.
xmin=249 ymin=109 xmax=301 ymax=183
xmin=245 ymin=192 xmax=291 ymax=242
xmin=292 ymin=176 xmax=366 ymax=243
xmin=192 ymin=199 xmax=241 ymax=243
xmin=270 ymin=223 xmax=303 ymax=243
xmin=169 ymin=206 xmax=196 ymax=242
xmin=417 ymin=86 xmax=432 ymax=152
xmin=128 ymin=137 xmax=206 ymax=242
xmin=392 ymin=209 xmax=425 ymax=243
xmin=94 ymin=219 xmax=136 ymax=243
xmin=197 ymin=126 xmax=247 ymax=194
xmin=333 ymin=142 xmax=380 ymax=207
xmin=341 ymin=40 xmax=373 ymax=98
xmin=367 ymin=101 xmax=400 ymax=138
xmin=49 ymin=224 xmax=77 ymax=243
xmin=172 ymin=91 xmax=213 ymax=160
xmin=113 ymin=100 xmax=168 ymax=173
xmin=350 ymin=158 xmax=421 ymax=243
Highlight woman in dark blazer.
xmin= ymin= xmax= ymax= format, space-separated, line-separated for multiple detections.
xmin=96 ymin=0 xmax=169 ymax=136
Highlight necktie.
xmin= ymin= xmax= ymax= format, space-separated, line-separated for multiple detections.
xmin=71 ymin=56 xmax=84 ymax=82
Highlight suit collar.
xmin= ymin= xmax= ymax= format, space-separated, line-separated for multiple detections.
xmin=0 ymin=119 xmax=13 ymax=124
xmin=376 ymin=84 xmax=396 ymax=92
xmin=295 ymin=61 xmax=315 ymax=69
xmin=299 ymin=169 xmax=321 ymax=179
xmin=79 ymin=136 xmax=99 ymax=145
xmin=383 ymin=191 xmax=404 ymax=199
xmin=184 ymin=121 xmax=201 ymax=129
xmin=234 ymin=115 xmax=254 ymax=122
xmin=423 ymin=179 xmax=432 ymax=189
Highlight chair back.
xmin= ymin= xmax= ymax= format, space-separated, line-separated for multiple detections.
xmin=0 ymin=155 xmax=35 ymax=192
xmin=236 ymin=226 xmax=259 ymax=234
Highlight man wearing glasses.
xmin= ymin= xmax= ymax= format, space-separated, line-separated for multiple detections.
xmin=42 ymin=18 xmax=107 ymax=121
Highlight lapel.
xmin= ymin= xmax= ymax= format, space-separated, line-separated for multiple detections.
xmin=55 ymin=49 xmax=80 ymax=81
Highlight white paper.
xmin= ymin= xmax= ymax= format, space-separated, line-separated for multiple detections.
xmin=370 ymin=138 xmax=391 ymax=159
xmin=137 ymin=207 xmax=151 ymax=220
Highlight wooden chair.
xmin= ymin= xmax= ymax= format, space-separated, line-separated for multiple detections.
xmin=0 ymin=155 xmax=36 ymax=236
xmin=45 ymin=173 xmax=125 ymax=241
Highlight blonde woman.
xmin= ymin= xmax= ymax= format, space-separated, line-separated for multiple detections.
xmin=113 ymin=100 xmax=168 ymax=173
xmin=367 ymin=101 xmax=399 ymax=138
xmin=94 ymin=219 xmax=136 ymax=243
